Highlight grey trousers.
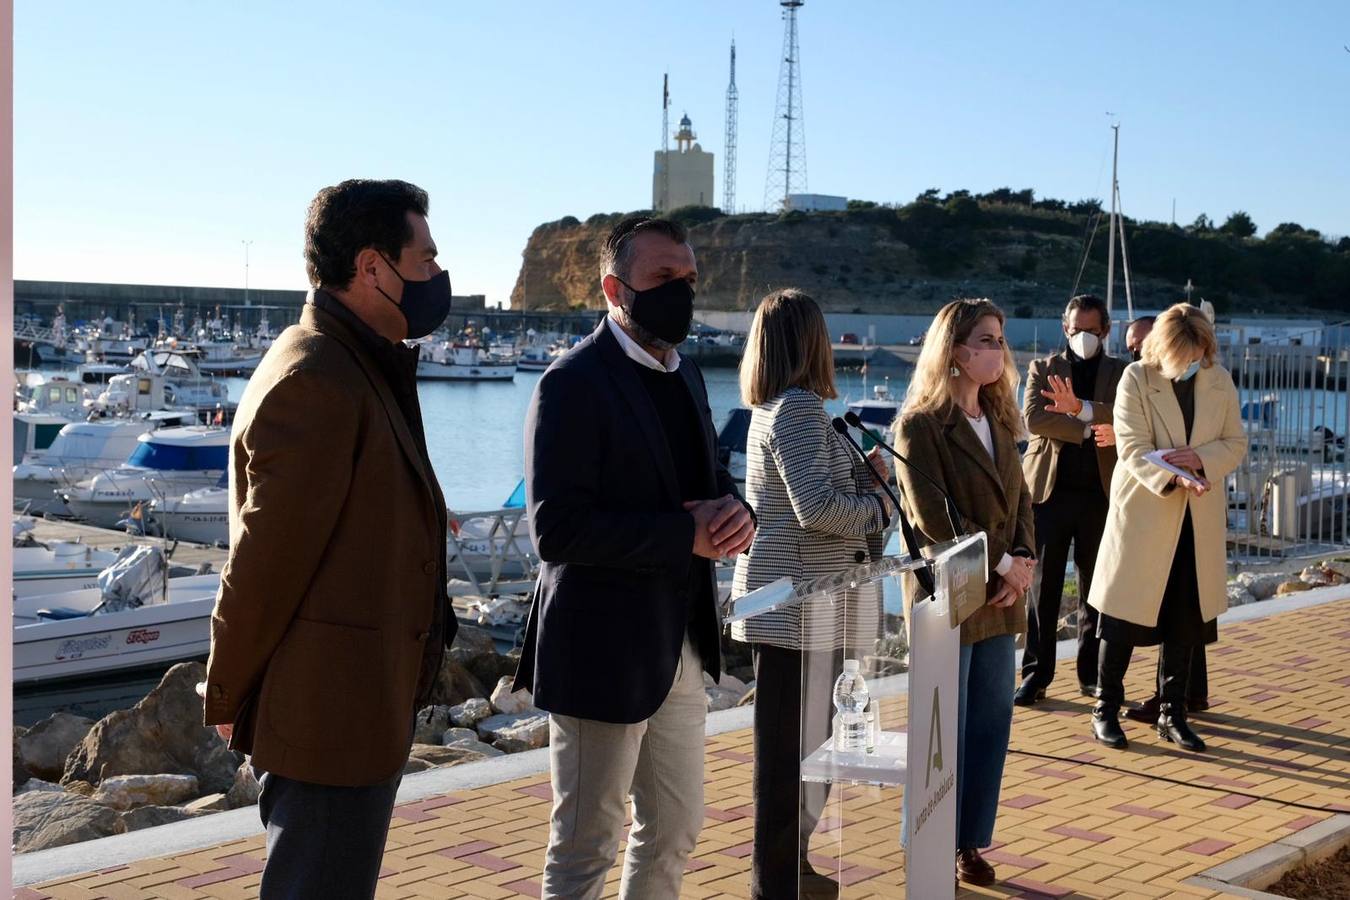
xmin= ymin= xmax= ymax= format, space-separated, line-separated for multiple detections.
xmin=541 ymin=637 xmax=708 ymax=900
xmin=254 ymin=766 xmax=402 ymax=900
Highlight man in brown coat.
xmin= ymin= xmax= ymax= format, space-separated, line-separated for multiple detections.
xmin=202 ymin=179 xmax=455 ymax=899
xmin=1015 ymin=294 xmax=1128 ymax=705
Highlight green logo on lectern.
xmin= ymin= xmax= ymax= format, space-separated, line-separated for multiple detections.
xmin=925 ymin=685 xmax=944 ymax=788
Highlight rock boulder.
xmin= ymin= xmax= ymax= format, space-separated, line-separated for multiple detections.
xmin=62 ymin=662 xmax=242 ymax=794
xmin=120 ymin=805 xmax=204 ymax=832
xmin=489 ymin=677 xmax=535 ymax=715
xmin=90 ymin=773 xmax=199 ymax=811
xmin=19 ymin=713 xmax=95 ymax=782
xmin=1226 ymin=584 xmax=1257 ymax=607
xmin=226 ymin=762 xmax=261 ymax=809
xmin=478 ymin=712 xmax=549 ymax=749
xmin=413 ymin=706 xmax=454 ymax=745
xmin=13 ymin=791 xmax=125 ymax=853
xmin=426 ymin=658 xmax=487 ymax=709
xmin=408 ymin=744 xmax=491 ymax=767
xmin=1276 ymin=580 xmax=1314 ymax=596
xmin=184 ymin=793 xmax=230 ymax=813
xmin=449 ymin=698 xmax=492 ymax=728
xmin=1236 ymin=571 xmax=1288 ymax=601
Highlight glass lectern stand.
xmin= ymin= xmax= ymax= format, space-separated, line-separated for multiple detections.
xmin=726 ymin=534 xmax=988 ymax=899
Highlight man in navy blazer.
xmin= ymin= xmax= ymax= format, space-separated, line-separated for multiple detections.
xmin=514 ymin=216 xmax=754 ymax=899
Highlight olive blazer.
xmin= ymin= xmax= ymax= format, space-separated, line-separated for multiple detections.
xmin=893 ymin=401 xmax=1034 ymax=645
xmin=1021 ymin=351 xmax=1129 ymax=504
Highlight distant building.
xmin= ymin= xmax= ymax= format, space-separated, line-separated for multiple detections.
xmin=653 ymin=113 xmax=715 ymax=211
xmin=1218 ymin=318 xmax=1325 ymax=347
xmin=785 ymin=193 xmax=848 ymax=212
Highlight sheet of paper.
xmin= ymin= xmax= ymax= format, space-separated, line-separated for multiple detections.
xmin=1145 ymin=448 xmax=1200 ymax=483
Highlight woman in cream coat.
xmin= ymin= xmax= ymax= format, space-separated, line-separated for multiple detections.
xmin=1088 ymin=304 xmax=1247 ymax=753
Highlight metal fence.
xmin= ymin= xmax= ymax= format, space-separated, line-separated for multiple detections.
xmin=1221 ymin=321 xmax=1350 ymax=561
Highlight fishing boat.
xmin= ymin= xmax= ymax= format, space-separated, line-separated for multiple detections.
xmin=416 ymin=341 xmax=516 ymax=381
xmin=846 ymin=380 xmax=903 ymax=440
xmin=516 ymin=345 xmax=559 ymax=372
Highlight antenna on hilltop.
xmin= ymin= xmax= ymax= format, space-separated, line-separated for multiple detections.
xmin=660 ymin=73 xmax=670 ymax=212
xmin=723 ymin=39 xmax=738 ymax=214
xmin=764 ymin=0 xmax=807 ymax=212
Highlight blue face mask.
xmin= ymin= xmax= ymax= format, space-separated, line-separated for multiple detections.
xmin=1176 ymin=360 xmax=1201 ymax=382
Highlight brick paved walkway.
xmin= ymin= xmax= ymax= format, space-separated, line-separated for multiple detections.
xmin=20 ymin=599 xmax=1350 ymax=899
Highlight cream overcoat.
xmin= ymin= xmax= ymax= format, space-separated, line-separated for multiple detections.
xmin=1087 ymin=361 xmax=1247 ymax=628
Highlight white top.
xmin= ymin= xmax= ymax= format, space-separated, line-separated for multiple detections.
xmin=964 ymin=411 xmax=1015 ymax=577
xmin=606 ymin=315 xmax=680 ymax=373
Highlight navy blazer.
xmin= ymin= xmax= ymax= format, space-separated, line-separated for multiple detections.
xmin=513 ymin=319 xmax=744 ymax=724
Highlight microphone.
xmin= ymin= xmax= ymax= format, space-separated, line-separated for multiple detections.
xmin=843 ymin=411 xmax=965 ymax=538
xmin=832 ymin=417 xmax=936 ymax=597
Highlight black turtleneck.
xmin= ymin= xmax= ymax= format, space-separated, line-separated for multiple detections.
xmin=1056 ymin=348 xmax=1103 ymax=494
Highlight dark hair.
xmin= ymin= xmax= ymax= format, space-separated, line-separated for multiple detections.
xmin=1064 ymin=293 xmax=1110 ymax=328
xmin=599 ymin=215 xmax=688 ymax=281
xmin=1128 ymin=315 xmax=1157 ymax=328
xmin=304 ymin=179 xmax=429 ymax=289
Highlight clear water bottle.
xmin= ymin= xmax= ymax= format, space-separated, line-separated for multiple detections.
xmin=832 ymin=658 xmax=870 ymax=753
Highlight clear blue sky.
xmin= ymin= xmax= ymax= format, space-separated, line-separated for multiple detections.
xmin=15 ymin=1 xmax=1349 ymax=306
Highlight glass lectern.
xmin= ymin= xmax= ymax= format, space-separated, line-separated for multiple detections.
xmin=726 ymin=533 xmax=988 ymax=899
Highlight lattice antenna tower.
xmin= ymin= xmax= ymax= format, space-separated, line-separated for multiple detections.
xmin=764 ymin=0 xmax=807 ymax=211
xmin=723 ymin=40 xmax=738 ymax=214
xmin=660 ymin=73 xmax=670 ymax=211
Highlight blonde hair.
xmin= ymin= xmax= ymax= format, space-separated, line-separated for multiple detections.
xmin=739 ymin=289 xmax=838 ymax=406
xmin=1141 ymin=303 xmax=1219 ymax=379
xmin=900 ymin=298 xmax=1024 ymax=439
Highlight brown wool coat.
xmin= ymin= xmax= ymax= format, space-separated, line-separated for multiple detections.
xmin=893 ymin=402 xmax=1034 ymax=645
xmin=203 ymin=304 xmax=449 ymax=787
xmin=1021 ymin=351 xmax=1129 ymax=504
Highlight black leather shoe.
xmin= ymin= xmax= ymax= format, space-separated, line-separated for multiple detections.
xmin=1125 ymin=693 xmax=1162 ymax=725
xmin=1079 ymin=682 xmax=1099 ymax=698
xmin=797 ymin=861 xmax=839 ymax=900
xmin=1013 ymin=679 xmax=1046 ymax=707
xmin=1158 ymin=703 xmax=1206 ymax=752
xmin=956 ymin=847 xmax=997 ymax=887
xmin=1092 ymin=703 xmax=1128 ymax=749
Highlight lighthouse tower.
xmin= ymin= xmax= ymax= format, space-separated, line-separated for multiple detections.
xmin=653 ymin=112 xmax=715 ymax=211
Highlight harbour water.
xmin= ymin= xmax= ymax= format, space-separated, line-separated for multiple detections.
xmin=227 ymin=366 xmax=898 ymax=511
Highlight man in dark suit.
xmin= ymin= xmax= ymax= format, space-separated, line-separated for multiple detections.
xmin=515 ymin=216 xmax=754 ymax=900
xmin=1015 ymin=294 xmax=1129 ymax=705
xmin=203 ymin=179 xmax=455 ymax=899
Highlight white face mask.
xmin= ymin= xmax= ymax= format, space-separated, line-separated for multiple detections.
xmin=1068 ymin=331 xmax=1101 ymax=360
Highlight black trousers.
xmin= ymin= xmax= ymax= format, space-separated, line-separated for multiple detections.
xmin=1148 ymin=643 xmax=1209 ymax=703
xmin=254 ymin=766 xmax=403 ymax=900
xmin=750 ymin=644 xmax=839 ymax=900
xmin=1097 ymin=639 xmax=1197 ymax=708
xmin=1021 ymin=485 xmax=1108 ymax=690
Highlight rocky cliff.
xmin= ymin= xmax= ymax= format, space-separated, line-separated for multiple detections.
xmin=511 ymin=202 xmax=1348 ymax=316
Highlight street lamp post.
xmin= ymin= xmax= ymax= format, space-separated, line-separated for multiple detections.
xmin=241 ymin=240 xmax=254 ymax=307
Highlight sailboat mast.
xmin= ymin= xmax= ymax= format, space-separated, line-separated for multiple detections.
xmin=1105 ymin=123 xmax=1119 ymax=326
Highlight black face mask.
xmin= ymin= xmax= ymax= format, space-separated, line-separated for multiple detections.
xmin=376 ymin=255 xmax=452 ymax=340
xmin=615 ymin=276 xmax=695 ymax=347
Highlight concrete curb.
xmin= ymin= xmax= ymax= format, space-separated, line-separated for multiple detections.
xmin=14 ymin=583 xmax=1349 ymax=886
xmin=1184 ymin=814 xmax=1350 ymax=897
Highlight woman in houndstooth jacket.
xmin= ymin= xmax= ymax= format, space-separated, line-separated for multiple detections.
xmin=731 ymin=289 xmax=893 ymax=900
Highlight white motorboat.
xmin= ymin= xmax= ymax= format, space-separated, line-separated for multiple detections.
xmin=13 ymin=415 xmax=196 ymax=515
xmin=846 ymin=380 xmax=903 ymax=439
xmin=417 ymin=342 xmax=516 ymax=381
xmin=12 ymin=542 xmax=127 ymax=599
xmin=150 ymin=479 xmax=229 ymax=545
xmin=14 ymin=573 xmax=219 ymax=687
xmin=59 ymin=426 xmax=229 ymax=528
xmin=516 ymin=345 xmax=559 ymax=372
xmin=12 ymin=412 xmax=69 ymax=467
